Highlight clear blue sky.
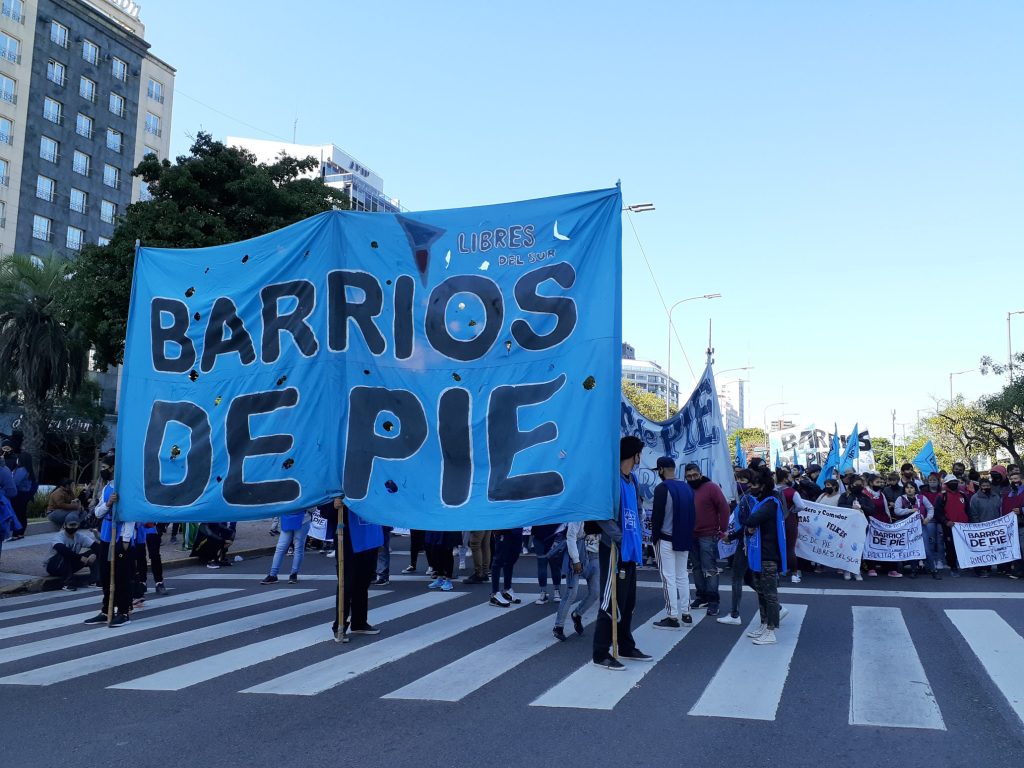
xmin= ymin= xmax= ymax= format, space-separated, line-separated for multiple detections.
xmin=141 ymin=0 xmax=1023 ymax=442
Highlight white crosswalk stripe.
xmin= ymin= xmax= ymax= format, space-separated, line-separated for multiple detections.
xmin=0 ymin=588 xmax=237 ymax=642
xmin=850 ymin=606 xmax=944 ymax=730
xmin=0 ymin=594 xmax=108 ymax=622
xmin=0 ymin=590 xmax=93 ymax=609
xmin=689 ymin=604 xmax=807 ymax=721
xmin=111 ymin=591 xmax=459 ymax=691
xmin=947 ymin=609 xmax=1024 ymax=728
xmin=242 ymin=595 xmax=536 ymax=697
xmin=531 ymin=610 xmax=708 ymax=710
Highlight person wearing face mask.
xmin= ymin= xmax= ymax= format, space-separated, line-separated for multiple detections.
xmin=45 ymin=512 xmax=100 ymax=590
xmin=951 ymin=462 xmax=978 ymax=496
xmin=796 ymin=464 xmax=822 ymax=506
xmin=816 ymin=479 xmax=842 ymax=506
xmin=684 ymin=463 xmax=731 ymax=618
xmin=893 ymin=482 xmax=936 ymax=579
xmin=744 ymin=467 xmax=787 ymax=646
xmin=1001 ymin=470 xmax=1024 ymax=579
xmin=649 ymin=457 xmax=696 ymax=629
xmin=840 ymin=475 xmax=882 ymax=577
xmin=934 ymin=475 xmax=971 ymax=577
xmin=881 ymin=472 xmax=906 ymax=515
xmin=968 ymin=477 xmax=1003 ymax=578
xmin=921 ymin=473 xmax=946 ymax=572
xmin=84 ymin=457 xmax=135 ymax=625
xmin=988 ymin=466 xmax=1011 ymax=500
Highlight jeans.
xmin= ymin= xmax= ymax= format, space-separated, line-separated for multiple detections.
xmin=593 ymin=543 xmax=638 ymax=661
xmin=269 ymin=520 xmax=311 ymax=577
xmin=469 ymin=531 xmax=491 ymax=577
xmin=729 ymin=546 xmax=749 ymax=615
xmin=691 ymin=536 xmax=720 ymax=608
xmin=490 ymin=530 xmax=523 ymax=593
xmin=654 ymin=540 xmax=691 ymax=619
xmin=924 ymin=521 xmax=945 ymax=568
xmin=532 ymin=524 xmax=562 ymax=594
xmin=555 ymin=549 xmax=597 ymax=628
xmin=754 ymin=559 xmax=781 ymax=628
xmin=376 ymin=529 xmax=391 ymax=578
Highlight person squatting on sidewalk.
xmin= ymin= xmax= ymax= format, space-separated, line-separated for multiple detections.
xmin=45 ymin=512 xmax=99 ymax=590
xmin=650 ymin=457 xmax=696 ymax=629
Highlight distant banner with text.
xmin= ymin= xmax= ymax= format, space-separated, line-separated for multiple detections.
xmin=796 ymin=500 xmax=867 ymax=574
xmin=863 ymin=516 xmax=926 ymax=562
xmin=951 ymin=514 xmax=1021 ymax=568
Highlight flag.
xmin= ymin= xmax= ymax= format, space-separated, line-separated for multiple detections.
xmin=735 ymin=435 xmax=747 ymax=468
xmin=817 ymin=424 xmax=842 ymax=489
xmin=839 ymin=423 xmax=859 ymax=473
xmin=792 ymin=445 xmax=799 ymax=467
xmin=913 ymin=440 xmax=940 ymax=478
xmin=774 ymin=450 xmax=783 ymax=470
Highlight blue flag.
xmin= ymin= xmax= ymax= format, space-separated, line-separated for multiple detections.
xmin=774 ymin=450 xmax=783 ymax=470
xmin=839 ymin=423 xmax=860 ymax=473
xmin=792 ymin=445 xmax=799 ymax=467
xmin=913 ymin=440 xmax=940 ymax=478
xmin=115 ymin=188 xmax=623 ymax=529
xmin=817 ymin=425 xmax=842 ymax=489
xmin=735 ymin=436 xmax=747 ymax=468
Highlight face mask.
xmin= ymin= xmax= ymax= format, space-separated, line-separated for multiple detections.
xmin=100 ymin=469 xmax=112 ymax=482
xmin=946 ymin=482 xmax=960 ymax=492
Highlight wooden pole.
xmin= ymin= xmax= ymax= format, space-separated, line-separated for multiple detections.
xmin=335 ymin=509 xmax=345 ymax=643
xmin=610 ymin=541 xmax=619 ymax=659
xmin=105 ymin=510 xmax=117 ymax=626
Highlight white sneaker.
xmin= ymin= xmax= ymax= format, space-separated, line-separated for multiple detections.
xmin=503 ymin=589 xmax=521 ymax=604
xmin=791 ymin=572 xmax=801 ymax=584
xmin=746 ymin=623 xmax=767 ymax=638
xmin=717 ymin=614 xmax=742 ymax=625
xmin=854 ymin=573 xmax=863 ymax=581
xmin=534 ymin=593 xmax=551 ymax=605
xmin=753 ymin=628 xmax=778 ymax=645
xmin=326 ymin=549 xmax=335 ymax=558
xmin=778 ymin=606 xmax=789 ymax=622
xmin=843 ymin=572 xmax=852 ymax=581
xmin=425 ymin=567 xmax=436 ymax=577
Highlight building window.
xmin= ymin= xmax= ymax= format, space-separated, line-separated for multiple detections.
xmin=36 ymin=175 xmax=56 ymax=203
xmin=109 ymin=92 xmax=125 ymax=118
xmin=70 ymin=188 xmax=87 ymax=214
xmin=147 ymin=78 xmax=164 ymax=103
xmin=97 ymin=235 xmax=110 ymax=246
xmin=79 ymin=76 xmax=96 ymax=103
xmin=46 ymin=59 xmax=66 ymax=87
xmin=76 ymin=113 xmax=93 ymax=139
xmin=50 ymin=21 xmax=68 ymax=48
xmin=82 ymin=39 xmax=99 ymax=65
xmin=103 ymin=164 xmax=119 ymax=189
xmin=144 ymin=112 xmax=161 ymax=137
xmin=72 ymin=150 xmax=90 ymax=177
xmin=39 ymin=136 xmax=59 ymax=163
xmin=100 ymin=199 xmax=116 ymax=224
xmin=105 ymin=128 xmax=122 ymax=153
xmin=111 ymin=57 xmax=127 ymax=82
xmin=0 ymin=75 xmax=15 ymax=105
xmin=0 ymin=117 xmax=12 ymax=145
xmin=43 ymin=96 xmax=62 ymax=124
xmin=66 ymin=226 xmax=83 ymax=251
xmin=0 ymin=158 xmax=8 ymax=187
xmin=1 ymin=0 xmax=24 ymax=24
xmin=0 ymin=32 xmax=19 ymax=63
xmin=32 ymin=215 xmax=51 ymax=242
xmin=0 ymin=201 xmax=5 ymax=228
xmin=139 ymin=180 xmax=152 ymax=201
xmin=143 ymin=145 xmax=158 ymax=158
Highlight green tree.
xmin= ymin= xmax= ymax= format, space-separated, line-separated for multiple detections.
xmin=622 ymin=380 xmax=677 ymax=422
xmin=872 ymin=436 xmax=894 ymax=473
xmin=728 ymin=427 xmax=767 ymax=463
xmin=65 ymin=132 xmax=350 ymax=368
xmin=0 ymin=254 xmax=88 ymax=462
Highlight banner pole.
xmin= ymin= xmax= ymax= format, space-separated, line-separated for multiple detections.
xmin=335 ymin=505 xmax=345 ymax=643
xmin=610 ymin=541 xmax=619 ymax=659
xmin=105 ymin=510 xmax=117 ymax=626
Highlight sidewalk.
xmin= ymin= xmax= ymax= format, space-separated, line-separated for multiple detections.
xmin=0 ymin=519 xmax=281 ymax=595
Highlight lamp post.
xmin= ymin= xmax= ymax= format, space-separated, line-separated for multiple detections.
xmin=762 ymin=401 xmax=787 ymax=445
xmin=665 ymin=293 xmax=722 ymax=417
xmin=1008 ymin=311 xmax=1024 ymax=382
xmin=949 ymin=369 xmax=973 ymax=404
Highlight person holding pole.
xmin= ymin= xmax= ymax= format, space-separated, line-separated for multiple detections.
xmin=592 ymin=435 xmax=651 ymax=670
xmin=330 ymin=499 xmax=383 ymax=641
xmin=83 ymin=456 xmax=134 ymax=626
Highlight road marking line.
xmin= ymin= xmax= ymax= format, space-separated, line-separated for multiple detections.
xmin=947 ymin=609 xmax=1024 ymax=728
xmin=0 ymin=590 xmax=91 ymax=608
xmin=689 ymin=604 xmax=807 ymax=721
xmin=0 ymin=594 xmax=108 ymax=622
xmin=849 ymin=606 xmax=945 ymax=729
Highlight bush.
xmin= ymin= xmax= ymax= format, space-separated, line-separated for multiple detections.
xmin=27 ymin=491 xmax=49 ymax=519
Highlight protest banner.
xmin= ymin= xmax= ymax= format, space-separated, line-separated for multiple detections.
xmin=863 ymin=516 xmax=926 ymax=562
xmin=951 ymin=513 xmax=1022 ymax=568
xmin=621 ymin=361 xmax=737 ymax=507
xmin=769 ymin=424 xmax=876 ymax=472
xmin=307 ymin=509 xmax=328 ymax=541
xmin=796 ymin=500 xmax=867 ymax=574
xmin=115 ymin=188 xmax=623 ymax=529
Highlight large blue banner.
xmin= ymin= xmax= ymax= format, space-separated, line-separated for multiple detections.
xmin=116 ymin=188 xmax=622 ymax=529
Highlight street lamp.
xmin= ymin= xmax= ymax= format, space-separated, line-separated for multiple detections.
xmin=665 ymin=293 xmax=722 ymax=417
xmin=762 ymin=401 xmax=787 ymax=441
xmin=1008 ymin=311 xmax=1024 ymax=382
xmin=623 ymin=202 xmax=656 ymax=213
xmin=718 ymin=366 xmax=754 ymax=377
xmin=949 ymin=369 xmax=973 ymax=404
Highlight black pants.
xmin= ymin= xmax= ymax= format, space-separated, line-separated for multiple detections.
xmin=490 ymin=530 xmax=523 ymax=593
xmin=12 ymin=491 xmax=30 ymax=533
xmin=45 ymin=543 xmax=100 ymax=585
xmin=409 ymin=530 xmax=425 ymax=568
xmin=99 ymin=541 xmax=134 ymax=616
xmin=135 ymin=533 xmax=164 ymax=585
xmin=334 ymin=547 xmax=376 ymax=633
xmin=593 ymin=542 xmax=637 ymax=661
xmin=426 ymin=544 xmax=454 ymax=579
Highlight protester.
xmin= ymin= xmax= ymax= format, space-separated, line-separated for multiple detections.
xmin=899 ymin=463 xmax=922 ymax=490
xmin=650 ymin=457 xmax=696 ymax=629
xmin=424 ymin=530 xmax=459 ymax=591
xmin=531 ymin=523 xmax=563 ymax=604
xmin=744 ymin=467 xmax=786 ymax=645
xmin=719 ymin=487 xmax=752 ymax=625
xmin=331 ymin=500 xmax=383 ymax=640
xmin=795 ymin=465 xmax=821 ymax=506
xmin=402 ymin=529 xmax=428 ymax=574
xmin=44 ymin=512 xmax=99 ymax=590
xmin=775 ymin=468 xmax=805 ymax=583
xmin=2 ymin=442 xmax=31 ymax=539
xmin=839 ymin=475 xmax=876 ymax=579
xmin=1002 ymin=470 xmax=1024 ymax=579
xmin=84 ymin=459 xmax=133 ymax=626
xmin=552 ymin=522 xmax=597 ymax=640
xmin=934 ymin=474 xmax=971 ymax=577
xmin=374 ymin=525 xmax=392 ymax=586
xmin=685 ymin=462 xmax=730 ymax=618
xmin=46 ymin=478 xmax=82 ymax=529
xmin=262 ymin=509 xmax=312 ymax=585
xmin=135 ymin=522 xmax=166 ymax=594
xmin=989 ymin=465 xmax=1011 ymax=499
xmin=892 ymin=481 xmax=935 ymax=579
xmin=882 ymin=472 xmax=905 ymax=513
xmin=489 ymin=528 xmax=524 ymax=606
xmin=967 ymin=477 xmax=1003 ymax=578
xmin=191 ymin=522 xmax=235 ymax=568
xmin=951 ymin=462 xmax=978 ymax=495
xmin=464 ymin=529 xmax=492 ymax=585
xmin=734 ymin=468 xmax=751 ymax=495
xmin=592 ymin=436 xmax=652 ymax=670
xmin=816 ymin=478 xmax=842 ymax=507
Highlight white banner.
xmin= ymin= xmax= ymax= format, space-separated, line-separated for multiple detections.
xmin=769 ymin=423 xmax=876 ymax=472
xmin=951 ymin=513 xmax=1022 ymax=568
xmin=796 ymin=500 xmax=867 ymax=574
xmin=308 ymin=510 xmax=328 ymax=541
xmin=621 ymin=361 xmax=737 ymax=508
xmin=863 ymin=516 xmax=926 ymax=562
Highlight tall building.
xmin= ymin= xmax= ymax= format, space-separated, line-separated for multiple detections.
xmin=622 ymin=357 xmax=681 ymax=407
xmin=717 ymin=378 xmax=745 ymax=435
xmin=0 ymin=0 xmax=174 ymax=259
xmin=227 ymin=137 xmax=402 ymax=213
xmin=621 ymin=341 xmax=635 ymax=360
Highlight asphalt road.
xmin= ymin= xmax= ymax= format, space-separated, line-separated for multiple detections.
xmin=2 ymin=550 xmax=1023 ymax=768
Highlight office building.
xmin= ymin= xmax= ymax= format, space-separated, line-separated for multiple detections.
xmin=622 ymin=356 xmax=681 ymax=407
xmin=717 ymin=378 xmax=745 ymax=435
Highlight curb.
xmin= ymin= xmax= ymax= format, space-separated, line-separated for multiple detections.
xmin=0 ymin=545 xmax=277 ymax=598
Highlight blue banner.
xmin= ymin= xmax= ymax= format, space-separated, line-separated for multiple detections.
xmin=116 ymin=188 xmax=623 ymax=529
xmin=913 ymin=440 xmax=940 ymax=478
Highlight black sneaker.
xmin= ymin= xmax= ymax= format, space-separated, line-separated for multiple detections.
xmin=109 ymin=614 xmax=130 ymax=627
xmin=681 ymin=613 xmax=693 ymax=624
xmin=402 ymin=565 xmax=416 ymax=574
xmin=571 ymin=611 xmax=584 ymax=636
xmin=462 ymin=573 xmax=484 ymax=584
xmin=501 ymin=590 xmax=521 ymax=605
xmin=155 ymin=582 xmax=167 ymax=595
xmin=372 ymin=577 xmax=390 ymax=586
xmin=705 ymin=606 xmax=720 ymax=618
xmin=552 ymin=626 xmax=567 ymax=642
xmin=653 ymin=617 xmax=681 ymax=630
xmin=218 ymin=558 xmax=233 ymax=567
xmin=592 ymin=656 xmax=625 ymax=671
xmin=350 ymin=624 xmax=381 ymax=635
xmin=62 ymin=582 xmax=78 ymax=592
xmin=260 ymin=575 xmax=278 ymax=585
xmin=83 ymin=613 xmax=107 ymax=625
xmin=619 ymin=648 xmax=654 ymax=662
xmin=689 ymin=598 xmax=709 ymax=610
xmin=288 ymin=573 xmax=298 ymax=583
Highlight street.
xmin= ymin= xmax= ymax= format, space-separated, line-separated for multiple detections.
xmin=2 ymin=550 xmax=1023 ymax=768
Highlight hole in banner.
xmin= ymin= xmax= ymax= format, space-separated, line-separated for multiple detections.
xmin=385 ymin=480 xmax=398 ymax=494
xmin=583 ymin=376 xmax=596 ymax=391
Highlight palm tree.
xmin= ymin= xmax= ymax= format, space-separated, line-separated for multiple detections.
xmin=0 ymin=254 xmax=87 ymax=463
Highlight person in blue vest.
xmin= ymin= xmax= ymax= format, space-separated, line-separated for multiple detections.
xmin=261 ymin=508 xmax=313 ymax=584
xmin=592 ymin=435 xmax=652 ymax=670
xmin=83 ymin=457 xmax=134 ymax=626
xmin=649 ymin=457 xmax=696 ymax=629
xmin=743 ymin=466 xmax=787 ymax=646
xmin=329 ymin=499 xmax=384 ymax=640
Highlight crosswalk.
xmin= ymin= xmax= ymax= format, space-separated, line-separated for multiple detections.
xmin=2 ymin=580 xmax=1023 ymax=734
